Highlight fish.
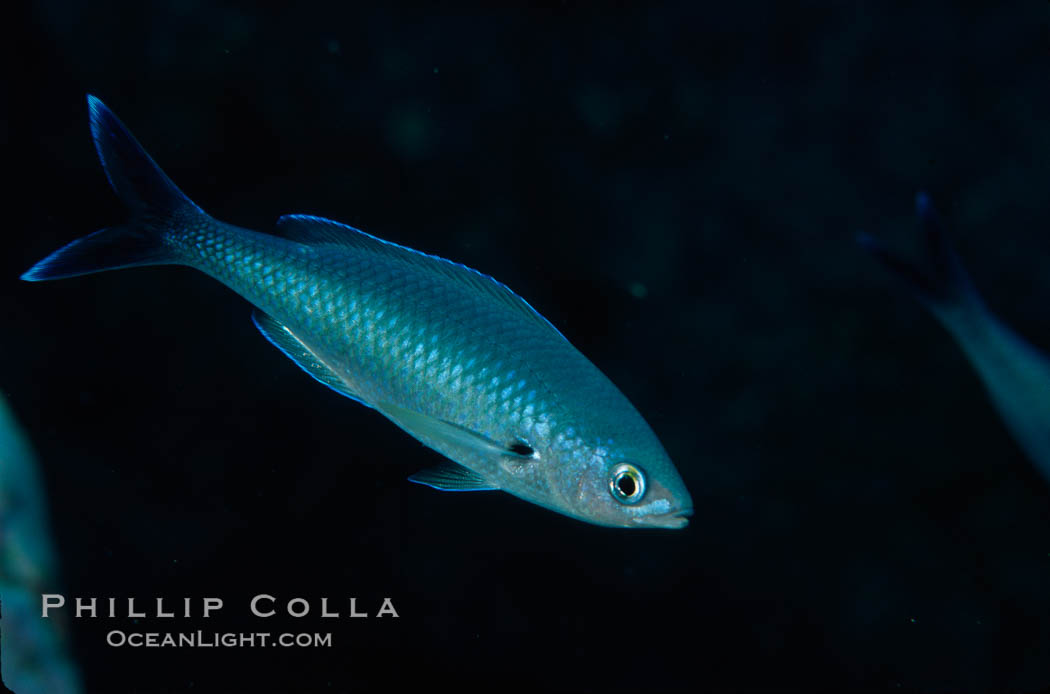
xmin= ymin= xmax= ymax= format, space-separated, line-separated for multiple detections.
xmin=0 ymin=392 xmax=83 ymax=694
xmin=21 ymin=96 xmax=693 ymax=529
xmin=858 ymin=193 xmax=1050 ymax=482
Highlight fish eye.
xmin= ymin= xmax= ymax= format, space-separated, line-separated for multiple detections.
xmin=609 ymin=462 xmax=645 ymax=504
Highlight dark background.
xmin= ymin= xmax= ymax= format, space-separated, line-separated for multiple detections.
xmin=4 ymin=1 xmax=1050 ymax=691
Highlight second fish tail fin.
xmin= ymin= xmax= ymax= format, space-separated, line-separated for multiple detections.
xmin=857 ymin=192 xmax=982 ymax=318
xmin=21 ymin=95 xmax=210 ymax=282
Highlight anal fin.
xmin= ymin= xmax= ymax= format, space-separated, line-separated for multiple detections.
xmin=252 ymin=310 xmax=368 ymax=406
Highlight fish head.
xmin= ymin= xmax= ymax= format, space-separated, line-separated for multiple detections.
xmin=538 ymin=428 xmax=693 ymax=530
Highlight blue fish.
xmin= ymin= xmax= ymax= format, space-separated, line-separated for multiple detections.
xmin=0 ymin=392 xmax=83 ymax=693
xmin=22 ymin=96 xmax=693 ymax=529
xmin=859 ymin=194 xmax=1050 ymax=482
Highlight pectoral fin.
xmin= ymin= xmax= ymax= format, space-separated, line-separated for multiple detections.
xmin=377 ymin=400 xmax=537 ymax=490
xmin=252 ymin=311 xmax=368 ymax=406
xmin=377 ymin=400 xmax=513 ymax=455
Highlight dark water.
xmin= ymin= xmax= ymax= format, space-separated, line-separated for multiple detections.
xmin=4 ymin=1 xmax=1050 ymax=692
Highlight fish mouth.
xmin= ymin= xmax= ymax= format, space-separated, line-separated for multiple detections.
xmin=634 ymin=507 xmax=693 ymax=529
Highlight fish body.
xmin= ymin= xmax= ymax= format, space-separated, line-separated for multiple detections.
xmin=22 ymin=96 xmax=692 ymax=529
xmin=0 ymin=394 xmax=82 ymax=694
xmin=859 ymin=194 xmax=1050 ymax=481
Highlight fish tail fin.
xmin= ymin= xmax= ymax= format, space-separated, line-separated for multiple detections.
xmin=21 ymin=95 xmax=210 ymax=282
xmin=857 ymin=192 xmax=982 ymax=318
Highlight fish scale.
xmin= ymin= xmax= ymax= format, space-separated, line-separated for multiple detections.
xmin=22 ymin=96 xmax=693 ymax=528
xmin=155 ymin=216 xmax=571 ymax=458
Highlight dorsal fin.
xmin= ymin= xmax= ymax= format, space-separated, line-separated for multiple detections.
xmin=276 ymin=214 xmax=568 ymax=342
